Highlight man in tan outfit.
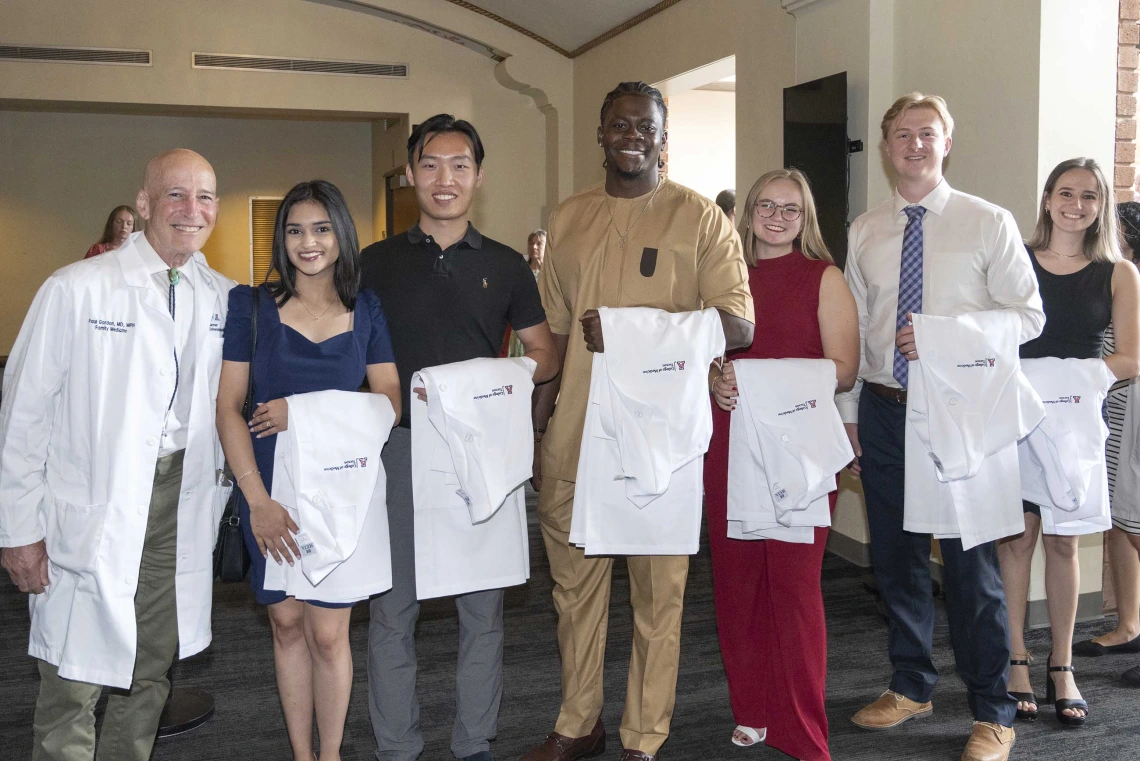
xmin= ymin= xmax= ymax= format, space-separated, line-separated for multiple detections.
xmin=522 ymin=82 xmax=754 ymax=761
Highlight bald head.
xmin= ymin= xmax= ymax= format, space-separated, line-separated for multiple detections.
xmin=136 ymin=149 xmax=218 ymax=266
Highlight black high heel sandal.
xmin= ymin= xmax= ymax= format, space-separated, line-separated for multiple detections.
xmin=1009 ymin=654 xmax=1037 ymax=721
xmin=1045 ymin=655 xmax=1089 ymax=727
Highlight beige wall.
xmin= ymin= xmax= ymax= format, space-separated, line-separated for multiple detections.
xmin=891 ymin=0 xmax=1042 ymax=232
xmin=0 ymin=110 xmax=373 ymax=350
xmin=572 ymin=0 xmax=795 ymax=195
xmin=1037 ymin=0 xmax=1117 ymax=194
xmin=0 ymin=0 xmax=574 ymax=350
xmin=663 ymin=89 xmax=736 ymax=202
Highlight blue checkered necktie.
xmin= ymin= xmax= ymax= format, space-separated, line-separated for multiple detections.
xmin=893 ymin=205 xmax=927 ymax=387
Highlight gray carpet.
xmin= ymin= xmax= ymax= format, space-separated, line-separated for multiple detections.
xmin=3 ymin=488 xmax=1139 ymax=760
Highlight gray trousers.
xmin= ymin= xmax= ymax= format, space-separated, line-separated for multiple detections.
xmin=368 ymin=427 xmax=504 ymax=760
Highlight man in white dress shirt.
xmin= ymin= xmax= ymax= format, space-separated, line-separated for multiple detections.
xmin=837 ymin=94 xmax=1044 ymax=761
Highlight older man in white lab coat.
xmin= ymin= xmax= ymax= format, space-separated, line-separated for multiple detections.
xmin=0 ymin=149 xmax=235 ymax=761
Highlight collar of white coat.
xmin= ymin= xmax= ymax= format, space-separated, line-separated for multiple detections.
xmin=119 ymin=230 xmax=201 ymax=287
xmin=892 ymin=178 xmax=951 ymax=222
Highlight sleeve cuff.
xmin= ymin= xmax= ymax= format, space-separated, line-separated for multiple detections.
xmin=835 ymin=381 xmax=862 ymax=424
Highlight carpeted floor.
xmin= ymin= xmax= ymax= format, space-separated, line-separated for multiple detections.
xmin=2 ymin=488 xmax=1139 ymax=760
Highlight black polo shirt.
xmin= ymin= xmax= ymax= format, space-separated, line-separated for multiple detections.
xmin=360 ymin=222 xmax=546 ymax=425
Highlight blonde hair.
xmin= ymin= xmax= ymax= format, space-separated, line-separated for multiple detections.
xmin=1026 ymin=157 xmax=1121 ymax=264
xmin=737 ymin=168 xmax=832 ymax=267
xmin=880 ymin=92 xmax=955 ymax=142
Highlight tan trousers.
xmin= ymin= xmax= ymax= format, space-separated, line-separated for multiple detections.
xmin=32 ymin=452 xmax=183 ymax=761
xmin=538 ymin=477 xmax=689 ymax=756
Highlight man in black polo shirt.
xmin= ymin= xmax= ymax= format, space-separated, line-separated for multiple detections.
xmin=360 ymin=114 xmax=558 ymax=761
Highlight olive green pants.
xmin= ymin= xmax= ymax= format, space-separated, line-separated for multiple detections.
xmin=32 ymin=451 xmax=183 ymax=761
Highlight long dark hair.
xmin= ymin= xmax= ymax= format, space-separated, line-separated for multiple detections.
xmin=1118 ymin=201 xmax=1140 ymax=259
xmin=267 ymin=180 xmax=361 ymax=310
xmin=98 ymin=205 xmax=138 ymax=244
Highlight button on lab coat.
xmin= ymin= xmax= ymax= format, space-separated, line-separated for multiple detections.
xmin=727 ymin=358 xmax=851 ymax=543
xmin=904 ymin=311 xmax=1044 ymax=550
xmin=264 ymin=389 xmax=395 ymax=602
xmin=411 ymin=357 xmax=535 ymax=599
xmin=1019 ymin=357 xmax=1116 ymax=536
xmin=571 ymin=307 xmax=724 ymax=555
xmin=0 ymin=232 xmax=234 ymax=689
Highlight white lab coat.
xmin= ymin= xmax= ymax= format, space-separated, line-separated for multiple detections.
xmin=0 ymin=232 xmax=234 ymax=688
xmin=264 ymin=390 xmax=395 ymax=602
xmin=727 ymin=359 xmax=851 ymax=543
xmin=571 ymin=307 xmax=724 ymax=555
xmin=411 ymin=357 xmax=535 ymax=600
xmin=1018 ymin=358 xmax=1116 ymax=536
xmin=904 ymin=311 xmax=1044 ymax=550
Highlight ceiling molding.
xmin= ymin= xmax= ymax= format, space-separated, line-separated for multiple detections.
xmin=781 ymin=0 xmax=829 ymax=11
xmin=305 ymin=0 xmax=509 ymax=61
xmin=568 ymin=0 xmax=687 ymax=58
xmin=443 ymin=0 xmax=688 ymax=59
xmin=441 ymin=0 xmax=570 ymax=57
xmin=694 ymin=81 xmax=735 ymax=92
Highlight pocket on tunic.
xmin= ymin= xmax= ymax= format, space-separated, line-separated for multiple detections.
xmin=43 ymin=496 xmax=108 ymax=574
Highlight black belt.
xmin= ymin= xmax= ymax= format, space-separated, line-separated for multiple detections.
xmin=865 ymin=381 xmax=907 ymax=405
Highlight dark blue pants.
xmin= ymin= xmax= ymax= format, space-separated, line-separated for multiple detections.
xmin=859 ymin=390 xmax=1016 ymax=726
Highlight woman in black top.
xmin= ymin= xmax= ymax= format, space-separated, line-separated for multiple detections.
xmin=998 ymin=158 xmax=1140 ymax=726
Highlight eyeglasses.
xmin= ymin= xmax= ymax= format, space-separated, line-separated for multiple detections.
xmin=755 ymin=200 xmax=802 ymax=222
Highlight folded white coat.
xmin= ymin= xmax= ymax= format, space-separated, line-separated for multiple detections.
xmin=412 ymin=357 xmax=535 ymax=599
xmin=266 ymin=389 xmax=395 ymax=602
xmin=904 ymin=311 xmax=1044 ymax=550
xmin=1019 ymin=357 xmax=1116 ymax=535
xmin=727 ymin=358 xmax=850 ymax=543
xmin=571 ymin=307 xmax=724 ymax=555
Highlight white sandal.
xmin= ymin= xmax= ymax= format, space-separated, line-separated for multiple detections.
xmin=731 ymin=725 xmax=766 ymax=747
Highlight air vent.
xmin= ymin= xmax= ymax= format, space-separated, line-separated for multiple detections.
xmin=0 ymin=44 xmax=151 ymax=66
xmin=193 ymin=53 xmax=407 ymax=79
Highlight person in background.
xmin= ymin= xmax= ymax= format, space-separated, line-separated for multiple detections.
xmin=84 ymin=204 xmax=138 ymax=258
xmin=839 ymin=93 xmax=1042 ymax=761
xmin=705 ymin=168 xmax=858 ymax=759
xmin=1072 ymin=200 xmax=1140 ymax=689
xmin=361 ymin=113 xmax=558 ymax=761
xmin=527 ymin=229 xmax=547 ymax=277
xmin=0 ymin=149 xmax=234 ymax=761
xmin=716 ymin=188 xmax=736 ymax=227
xmin=524 ymin=81 xmax=753 ymax=761
xmin=217 ymin=179 xmax=401 ymax=761
xmin=997 ymin=158 xmax=1140 ymax=727
xmin=506 ymin=229 xmax=549 ymax=357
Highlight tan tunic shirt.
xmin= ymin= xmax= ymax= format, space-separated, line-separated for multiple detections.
xmin=539 ymin=179 xmax=754 ymax=482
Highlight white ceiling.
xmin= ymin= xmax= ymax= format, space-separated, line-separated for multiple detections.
xmin=461 ymin=0 xmax=667 ymax=52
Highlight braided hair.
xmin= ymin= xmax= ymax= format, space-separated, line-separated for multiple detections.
xmin=1118 ymin=201 xmax=1140 ymax=260
xmin=599 ymin=81 xmax=667 ymax=125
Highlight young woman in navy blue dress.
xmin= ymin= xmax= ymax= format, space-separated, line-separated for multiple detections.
xmin=217 ymin=180 xmax=400 ymax=761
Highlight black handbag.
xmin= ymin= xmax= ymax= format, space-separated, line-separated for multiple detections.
xmin=213 ymin=287 xmax=259 ymax=582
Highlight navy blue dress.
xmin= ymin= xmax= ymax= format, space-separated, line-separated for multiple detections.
xmin=223 ymin=284 xmax=396 ymax=606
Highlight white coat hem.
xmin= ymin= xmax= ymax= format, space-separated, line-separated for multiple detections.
xmin=580 ymin=543 xmax=697 ymax=556
xmin=29 ymin=643 xmax=133 ymax=690
xmin=417 ymin=573 xmax=527 ymax=601
xmin=178 ymin=633 xmax=211 ymax=660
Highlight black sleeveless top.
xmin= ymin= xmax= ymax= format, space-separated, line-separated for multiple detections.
xmin=1019 ymin=246 xmax=1113 ymax=360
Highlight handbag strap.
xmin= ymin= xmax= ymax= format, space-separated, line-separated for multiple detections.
xmin=243 ymin=286 xmax=259 ymax=421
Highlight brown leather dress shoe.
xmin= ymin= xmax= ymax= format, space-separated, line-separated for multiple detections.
xmin=851 ymin=690 xmax=933 ymax=730
xmin=960 ymin=721 xmax=1015 ymax=761
xmin=519 ymin=718 xmax=605 ymax=761
xmin=618 ymin=751 xmax=656 ymax=761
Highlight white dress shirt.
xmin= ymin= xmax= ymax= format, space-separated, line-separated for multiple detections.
xmin=836 ymin=180 xmax=1045 ymax=423
xmin=136 ymin=236 xmax=196 ymax=455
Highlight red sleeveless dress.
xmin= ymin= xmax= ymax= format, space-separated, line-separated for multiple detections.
xmin=703 ymin=250 xmax=834 ymax=761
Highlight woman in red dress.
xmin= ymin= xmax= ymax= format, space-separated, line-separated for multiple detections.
xmin=705 ymin=168 xmax=859 ymax=760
